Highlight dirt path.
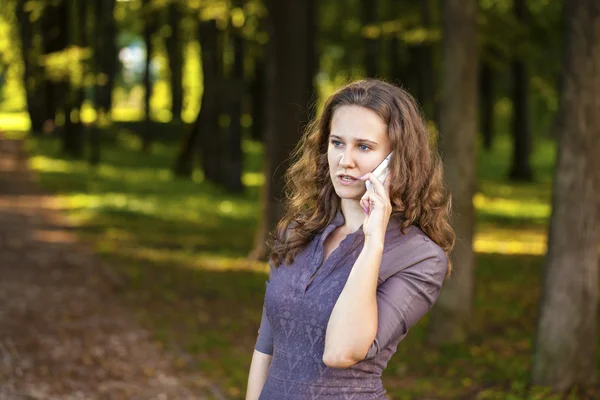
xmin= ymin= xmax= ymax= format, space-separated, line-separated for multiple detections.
xmin=0 ymin=138 xmax=220 ymax=399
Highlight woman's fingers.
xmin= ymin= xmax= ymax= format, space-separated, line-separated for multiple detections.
xmin=361 ymin=188 xmax=385 ymax=215
xmin=370 ymin=174 xmax=387 ymax=197
xmin=360 ymin=173 xmax=392 ymax=216
xmin=361 ymin=173 xmax=388 ymax=197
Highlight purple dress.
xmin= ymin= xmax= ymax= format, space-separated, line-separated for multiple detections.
xmin=255 ymin=209 xmax=448 ymax=399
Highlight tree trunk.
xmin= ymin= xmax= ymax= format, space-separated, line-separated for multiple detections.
xmin=142 ymin=0 xmax=154 ymax=152
xmin=250 ymin=55 xmax=267 ymax=142
xmin=532 ymin=0 xmax=600 ymax=391
xmin=427 ymin=0 xmax=478 ymax=344
xmin=361 ymin=0 xmax=379 ymax=78
xmin=172 ymin=123 xmax=199 ymax=178
xmin=306 ymin=0 xmax=318 ymax=122
xmin=62 ymin=0 xmax=85 ymax=158
xmin=388 ymin=33 xmax=401 ymax=83
xmin=198 ymin=19 xmax=223 ymax=184
xmin=508 ymin=0 xmax=533 ymax=181
xmin=16 ymin=0 xmax=46 ymax=134
xmin=88 ymin=0 xmax=116 ymax=166
xmin=479 ymin=58 xmax=494 ymax=151
xmin=417 ymin=0 xmax=435 ymax=119
xmin=222 ymin=4 xmax=245 ymax=193
xmin=40 ymin=1 xmax=69 ymax=128
xmin=94 ymin=0 xmax=117 ymax=115
xmin=249 ymin=0 xmax=316 ymax=260
xmin=167 ymin=1 xmax=183 ymax=122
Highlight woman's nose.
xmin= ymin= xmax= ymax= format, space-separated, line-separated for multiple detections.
xmin=338 ymin=150 xmax=354 ymax=167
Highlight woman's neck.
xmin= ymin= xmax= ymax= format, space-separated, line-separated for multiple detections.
xmin=340 ymin=199 xmax=365 ymax=234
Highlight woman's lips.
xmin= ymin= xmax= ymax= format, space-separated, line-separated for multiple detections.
xmin=337 ymin=175 xmax=358 ymax=186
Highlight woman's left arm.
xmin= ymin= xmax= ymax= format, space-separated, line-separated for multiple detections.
xmin=323 ymin=173 xmax=391 ymax=368
xmin=322 ymin=236 xmax=385 ymax=368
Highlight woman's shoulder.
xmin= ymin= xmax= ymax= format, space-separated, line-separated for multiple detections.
xmin=379 ymin=224 xmax=447 ymax=283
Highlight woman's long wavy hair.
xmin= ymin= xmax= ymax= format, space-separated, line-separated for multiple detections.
xmin=267 ymin=79 xmax=455 ymax=277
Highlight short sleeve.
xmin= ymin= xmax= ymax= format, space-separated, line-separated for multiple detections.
xmin=254 ymin=271 xmax=274 ymax=356
xmin=362 ymin=241 xmax=448 ymax=361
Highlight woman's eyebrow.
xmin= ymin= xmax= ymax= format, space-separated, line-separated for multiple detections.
xmin=330 ymin=135 xmax=378 ymax=145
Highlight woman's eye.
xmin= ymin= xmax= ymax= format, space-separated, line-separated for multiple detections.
xmin=331 ymin=140 xmax=342 ymax=147
xmin=359 ymin=144 xmax=370 ymax=151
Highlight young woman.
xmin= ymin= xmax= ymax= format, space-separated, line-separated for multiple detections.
xmin=246 ymin=79 xmax=455 ymax=400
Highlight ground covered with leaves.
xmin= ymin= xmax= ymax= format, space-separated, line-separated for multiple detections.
xmin=0 ymin=138 xmax=223 ymax=399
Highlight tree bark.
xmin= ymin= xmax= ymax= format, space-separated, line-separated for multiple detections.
xmin=250 ymin=55 xmax=266 ymax=142
xmin=94 ymin=0 xmax=117 ymax=115
xmin=40 ymin=2 xmax=69 ymax=127
xmin=361 ymin=0 xmax=379 ymax=78
xmin=382 ymin=0 xmax=403 ymax=85
xmin=222 ymin=2 xmax=245 ymax=193
xmin=198 ymin=19 xmax=223 ymax=184
xmin=142 ymin=0 xmax=154 ymax=152
xmin=166 ymin=1 xmax=183 ymax=122
xmin=532 ymin=0 xmax=600 ymax=391
xmin=508 ymin=0 xmax=533 ymax=181
xmin=16 ymin=0 xmax=46 ymax=134
xmin=427 ymin=0 xmax=478 ymax=344
xmin=417 ymin=0 xmax=436 ymax=119
xmin=479 ymin=58 xmax=494 ymax=151
xmin=388 ymin=33 xmax=401 ymax=83
xmin=88 ymin=0 xmax=116 ymax=166
xmin=249 ymin=0 xmax=316 ymax=260
xmin=172 ymin=123 xmax=198 ymax=178
xmin=62 ymin=0 xmax=85 ymax=158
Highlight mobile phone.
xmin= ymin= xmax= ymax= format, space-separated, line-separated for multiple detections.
xmin=365 ymin=152 xmax=393 ymax=193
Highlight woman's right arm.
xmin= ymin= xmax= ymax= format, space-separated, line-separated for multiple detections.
xmin=245 ymin=349 xmax=272 ymax=400
xmin=246 ymin=276 xmax=274 ymax=399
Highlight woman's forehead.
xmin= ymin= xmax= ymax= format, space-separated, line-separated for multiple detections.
xmin=330 ymin=106 xmax=388 ymax=143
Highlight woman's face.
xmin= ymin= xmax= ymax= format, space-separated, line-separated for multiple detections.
xmin=327 ymin=105 xmax=391 ymax=200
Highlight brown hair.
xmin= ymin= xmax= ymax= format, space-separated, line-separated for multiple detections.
xmin=267 ymin=79 xmax=455 ymax=277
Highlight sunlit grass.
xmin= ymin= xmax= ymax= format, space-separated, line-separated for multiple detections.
xmin=475 ymin=225 xmax=547 ymax=255
xmin=0 ymin=112 xmax=30 ymax=132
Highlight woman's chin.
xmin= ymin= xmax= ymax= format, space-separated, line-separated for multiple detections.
xmin=334 ymin=186 xmax=364 ymax=200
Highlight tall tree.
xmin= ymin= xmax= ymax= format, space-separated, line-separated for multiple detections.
xmin=40 ymin=1 xmax=68 ymax=129
xmin=248 ymin=11 xmax=269 ymax=143
xmin=166 ymin=0 xmax=183 ymax=122
xmin=249 ymin=0 xmax=316 ymax=260
xmin=250 ymin=54 xmax=267 ymax=142
xmin=416 ymin=0 xmax=436 ymax=119
xmin=508 ymin=0 xmax=533 ymax=181
xmin=361 ymin=0 xmax=379 ymax=77
xmin=173 ymin=14 xmax=208 ymax=179
xmin=532 ymin=0 xmax=600 ymax=391
xmin=382 ymin=0 xmax=400 ymax=82
xmin=198 ymin=19 xmax=223 ymax=183
xmin=15 ymin=0 xmax=46 ymax=134
xmin=94 ymin=0 xmax=117 ymax=115
xmin=141 ymin=0 xmax=156 ymax=152
xmin=88 ymin=0 xmax=117 ymax=166
xmin=61 ymin=0 xmax=86 ymax=157
xmin=427 ymin=0 xmax=478 ymax=344
xmin=479 ymin=57 xmax=494 ymax=151
xmin=172 ymin=123 xmax=198 ymax=177
xmin=222 ymin=0 xmax=246 ymax=193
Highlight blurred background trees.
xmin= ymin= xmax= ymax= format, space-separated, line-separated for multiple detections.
xmin=0 ymin=0 xmax=598 ymax=398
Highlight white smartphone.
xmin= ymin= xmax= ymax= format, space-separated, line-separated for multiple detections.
xmin=366 ymin=152 xmax=393 ymax=193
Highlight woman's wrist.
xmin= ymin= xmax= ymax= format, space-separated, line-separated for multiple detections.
xmin=363 ymin=236 xmax=385 ymax=254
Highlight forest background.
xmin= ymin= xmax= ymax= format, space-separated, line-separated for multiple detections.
xmin=0 ymin=0 xmax=599 ymax=399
